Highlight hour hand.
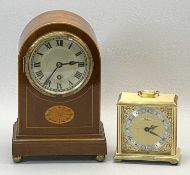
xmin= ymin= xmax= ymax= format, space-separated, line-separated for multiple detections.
xmin=68 ymin=61 xmax=84 ymax=66
xmin=60 ymin=61 xmax=81 ymax=66
xmin=150 ymin=125 xmax=158 ymax=130
xmin=69 ymin=61 xmax=78 ymax=65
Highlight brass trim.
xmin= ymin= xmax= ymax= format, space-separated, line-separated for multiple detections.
xmin=13 ymin=138 xmax=105 ymax=142
xmin=117 ymin=105 xmax=122 ymax=153
xmin=172 ymin=107 xmax=177 ymax=155
xmin=25 ymin=31 xmax=94 ymax=97
xmin=96 ymin=155 xmax=105 ymax=162
xmin=114 ymin=148 xmax=180 ymax=164
xmin=117 ymin=92 xmax=177 ymax=106
xmin=138 ymin=90 xmax=159 ymax=98
xmin=13 ymin=155 xmax=23 ymax=163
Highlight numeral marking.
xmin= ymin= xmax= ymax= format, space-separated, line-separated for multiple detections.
xmin=68 ymin=42 xmax=73 ymax=49
xmin=128 ymin=136 xmax=132 ymax=140
xmin=68 ymin=80 xmax=73 ymax=86
xmin=75 ymin=51 xmax=82 ymax=56
xmin=35 ymin=70 xmax=44 ymax=80
xmin=44 ymin=42 xmax=52 ymax=50
xmin=57 ymin=75 xmax=62 ymax=80
xmin=162 ymin=137 xmax=166 ymax=141
xmin=44 ymin=79 xmax=51 ymax=87
xmin=78 ymin=62 xmax=85 ymax=67
xmin=34 ymin=62 xmax=41 ymax=67
xmin=74 ymin=71 xmax=82 ymax=79
xmin=56 ymin=40 xmax=63 ymax=47
xmin=57 ymin=83 xmax=62 ymax=89
xmin=36 ymin=52 xmax=44 ymax=56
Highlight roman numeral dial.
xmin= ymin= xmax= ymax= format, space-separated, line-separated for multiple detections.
xmin=74 ymin=71 xmax=82 ymax=79
xmin=44 ymin=42 xmax=52 ymax=50
xmin=34 ymin=62 xmax=41 ymax=67
xmin=35 ymin=70 xmax=44 ymax=80
xmin=26 ymin=32 xmax=93 ymax=96
xmin=56 ymin=39 xmax=63 ymax=47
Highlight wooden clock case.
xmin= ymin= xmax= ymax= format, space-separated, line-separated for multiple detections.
xmin=12 ymin=10 xmax=107 ymax=162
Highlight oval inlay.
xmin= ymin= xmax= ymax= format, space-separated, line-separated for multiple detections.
xmin=45 ymin=105 xmax=74 ymax=124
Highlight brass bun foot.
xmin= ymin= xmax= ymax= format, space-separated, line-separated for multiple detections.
xmin=114 ymin=148 xmax=180 ymax=165
xmin=13 ymin=155 xmax=23 ymax=163
xmin=96 ymin=155 xmax=105 ymax=162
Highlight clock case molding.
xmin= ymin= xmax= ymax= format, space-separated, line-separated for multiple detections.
xmin=12 ymin=10 xmax=107 ymax=160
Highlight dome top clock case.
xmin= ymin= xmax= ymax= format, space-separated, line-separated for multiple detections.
xmin=12 ymin=10 xmax=107 ymax=162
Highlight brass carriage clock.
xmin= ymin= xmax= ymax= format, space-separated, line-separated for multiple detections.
xmin=114 ymin=90 xmax=180 ymax=164
xmin=12 ymin=10 xmax=107 ymax=162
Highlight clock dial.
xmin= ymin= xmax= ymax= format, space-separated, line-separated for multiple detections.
xmin=123 ymin=107 xmax=171 ymax=151
xmin=25 ymin=32 xmax=93 ymax=96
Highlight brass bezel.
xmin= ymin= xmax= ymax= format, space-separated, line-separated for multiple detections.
xmin=25 ymin=31 xmax=94 ymax=97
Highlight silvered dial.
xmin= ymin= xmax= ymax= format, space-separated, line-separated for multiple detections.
xmin=25 ymin=32 xmax=93 ymax=96
xmin=123 ymin=107 xmax=171 ymax=151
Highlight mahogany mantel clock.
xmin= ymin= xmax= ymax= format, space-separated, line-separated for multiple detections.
xmin=12 ymin=10 xmax=107 ymax=162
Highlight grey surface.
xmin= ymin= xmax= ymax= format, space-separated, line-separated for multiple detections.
xmin=0 ymin=0 xmax=189 ymax=174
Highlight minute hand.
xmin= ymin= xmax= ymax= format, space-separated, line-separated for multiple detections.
xmin=149 ymin=130 xmax=162 ymax=138
xmin=43 ymin=66 xmax=58 ymax=85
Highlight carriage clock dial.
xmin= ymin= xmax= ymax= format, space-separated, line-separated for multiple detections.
xmin=123 ymin=107 xmax=171 ymax=151
xmin=25 ymin=32 xmax=93 ymax=97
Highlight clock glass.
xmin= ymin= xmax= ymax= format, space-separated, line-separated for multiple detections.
xmin=25 ymin=32 xmax=93 ymax=97
xmin=123 ymin=107 xmax=171 ymax=151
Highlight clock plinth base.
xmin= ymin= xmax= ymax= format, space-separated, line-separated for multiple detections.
xmin=114 ymin=148 xmax=180 ymax=165
xmin=12 ymin=122 xmax=107 ymax=162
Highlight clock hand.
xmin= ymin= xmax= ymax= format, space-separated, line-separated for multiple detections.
xmin=144 ymin=126 xmax=150 ymax=132
xmin=150 ymin=125 xmax=158 ymax=130
xmin=144 ymin=126 xmax=162 ymax=138
xmin=149 ymin=130 xmax=162 ymax=138
xmin=44 ymin=62 xmax=62 ymax=85
xmin=68 ymin=61 xmax=79 ymax=65
xmin=60 ymin=61 xmax=83 ymax=66
xmin=144 ymin=125 xmax=158 ymax=132
xmin=43 ymin=61 xmax=83 ymax=85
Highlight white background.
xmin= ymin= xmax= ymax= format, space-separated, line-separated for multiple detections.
xmin=0 ymin=0 xmax=190 ymax=174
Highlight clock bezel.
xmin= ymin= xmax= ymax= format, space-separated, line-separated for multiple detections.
xmin=25 ymin=31 xmax=94 ymax=97
xmin=118 ymin=105 xmax=176 ymax=155
xmin=122 ymin=106 xmax=172 ymax=153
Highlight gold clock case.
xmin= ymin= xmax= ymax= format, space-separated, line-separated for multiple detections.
xmin=114 ymin=90 xmax=180 ymax=164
